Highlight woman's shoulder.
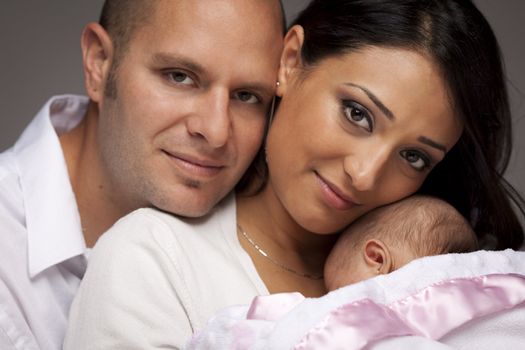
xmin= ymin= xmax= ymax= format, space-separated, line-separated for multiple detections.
xmin=93 ymin=195 xmax=237 ymax=256
xmin=94 ymin=207 xmax=179 ymax=248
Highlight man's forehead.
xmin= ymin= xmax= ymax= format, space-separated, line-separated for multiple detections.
xmin=151 ymin=0 xmax=283 ymax=27
xmin=135 ymin=0 xmax=284 ymax=52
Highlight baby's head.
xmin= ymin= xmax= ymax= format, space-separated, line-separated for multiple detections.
xmin=324 ymin=195 xmax=478 ymax=291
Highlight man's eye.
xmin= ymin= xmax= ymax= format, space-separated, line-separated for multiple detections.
xmin=235 ymin=91 xmax=260 ymax=104
xmin=343 ymin=101 xmax=373 ymax=132
xmin=167 ymin=71 xmax=195 ymax=85
xmin=400 ymin=150 xmax=430 ymax=171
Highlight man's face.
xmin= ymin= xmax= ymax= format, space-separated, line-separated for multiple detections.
xmin=96 ymin=0 xmax=283 ymax=216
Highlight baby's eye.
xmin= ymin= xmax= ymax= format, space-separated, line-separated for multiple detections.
xmin=235 ymin=91 xmax=260 ymax=104
xmin=400 ymin=150 xmax=430 ymax=171
xmin=167 ymin=71 xmax=195 ymax=86
xmin=343 ymin=101 xmax=373 ymax=132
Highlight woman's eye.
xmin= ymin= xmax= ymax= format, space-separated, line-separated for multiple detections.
xmin=235 ymin=91 xmax=260 ymax=104
xmin=167 ymin=71 xmax=195 ymax=86
xmin=400 ymin=150 xmax=430 ymax=171
xmin=343 ymin=101 xmax=373 ymax=132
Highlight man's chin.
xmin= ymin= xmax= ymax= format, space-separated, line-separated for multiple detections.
xmin=154 ymin=195 xmax=222 ymax=218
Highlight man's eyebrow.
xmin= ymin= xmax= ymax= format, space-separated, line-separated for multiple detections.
xmin=345 ymin=83 xmax=395 ymax=120
xmin=151 ymin=53 xmax=274 ymax=98
xmin=152 ymin=53 xmax=206 ymax=75
xmin=418 ymin=136 xmax=447 ymax=154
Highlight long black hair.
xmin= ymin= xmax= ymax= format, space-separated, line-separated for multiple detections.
xmin=238 ymin=0 xmax=524 ymax=249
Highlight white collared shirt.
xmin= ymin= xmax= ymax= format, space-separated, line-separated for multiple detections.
xmin=0 ymin=95 xmax=89 ymax=350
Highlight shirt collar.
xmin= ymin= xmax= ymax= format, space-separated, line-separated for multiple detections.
xmin=14 ymin=95 xmax=88 ymax=278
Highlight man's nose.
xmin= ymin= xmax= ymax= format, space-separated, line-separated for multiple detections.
xmin=186 ymin=89 xmax=231 ymax=148
xmin=343 ymin=145 xmax=390 ymax=192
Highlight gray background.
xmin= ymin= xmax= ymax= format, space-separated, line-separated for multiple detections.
xmin=0 ymin=1 xmax=523 ymax=204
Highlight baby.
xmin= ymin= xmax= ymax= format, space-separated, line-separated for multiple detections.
xmin=186 ymin=195 xmax=483 ymax=349
xmin=324 ymin=195 xmax=478 ymax=291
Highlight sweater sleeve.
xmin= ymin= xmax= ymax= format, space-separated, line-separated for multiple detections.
xmin=64 ymin=209 xmax=193 ymax=350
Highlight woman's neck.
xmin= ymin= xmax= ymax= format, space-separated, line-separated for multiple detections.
xmin=236 ymin=186 xmax=338 ymax=297
xmin=237 ymin=186 xmax=336 ymax=254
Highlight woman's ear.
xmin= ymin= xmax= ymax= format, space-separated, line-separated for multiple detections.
xmin=363 ymin=239 xmax=394 ymax=275
xmin=81 ymin=22 xmax=114 ymax=103
xmin=276 ymin=25 xmax=305 ymax=97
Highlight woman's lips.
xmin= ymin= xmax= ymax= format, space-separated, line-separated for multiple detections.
xmin=315 ymin=172 xmax=360 ymax=211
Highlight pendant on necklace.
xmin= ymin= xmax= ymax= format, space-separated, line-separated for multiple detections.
xmin=237 ymin=224 xmax=324 ymax=280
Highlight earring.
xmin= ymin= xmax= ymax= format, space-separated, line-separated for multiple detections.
xmin=276 ymin=81 xmax=280 ymax=87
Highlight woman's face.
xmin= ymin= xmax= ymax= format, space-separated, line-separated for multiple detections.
xmin=266 ymin=45 xmax=463 ymax=234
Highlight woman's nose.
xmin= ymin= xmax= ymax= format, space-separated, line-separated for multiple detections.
xmin=343 ymin=146 xmax=390 ymax=192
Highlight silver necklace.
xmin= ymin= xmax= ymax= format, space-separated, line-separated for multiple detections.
xmin=237 ymin=224 xmax=324 ymax=280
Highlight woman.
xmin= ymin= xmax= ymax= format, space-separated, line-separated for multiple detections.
xmin=65 ymin=0 xmax=524 ymax=348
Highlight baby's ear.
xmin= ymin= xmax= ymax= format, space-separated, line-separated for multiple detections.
xmin=363 ymin=239 xmax=393 ymax=275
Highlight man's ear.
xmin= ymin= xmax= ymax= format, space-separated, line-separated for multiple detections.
xmin=276 ymin=25 xmax=305 ymax=97
xmin=81 ymin=22 xmax=114 ymax=103
xmin=363 ymin=239 xmax=393 ymax=275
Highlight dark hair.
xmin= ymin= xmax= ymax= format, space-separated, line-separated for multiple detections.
xmin=325 ymin=195 xmax=477 ymax=290
xmin=242 ymin=0 xmax=524 ymax=249
xmin=341 ymin=195 xmax=478 ymax=257
xmin=99 ymin=0 xmax=153 ymax=64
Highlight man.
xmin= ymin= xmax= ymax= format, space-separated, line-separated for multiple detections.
xmin=0 ymin=0 xmax=284 ymax=349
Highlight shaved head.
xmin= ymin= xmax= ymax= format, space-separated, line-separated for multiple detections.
xmin=99 ymin=0 xmax=286 ymax=60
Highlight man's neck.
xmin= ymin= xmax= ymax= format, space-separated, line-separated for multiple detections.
xmin=59 ymin=102 xmax=130 ymax=248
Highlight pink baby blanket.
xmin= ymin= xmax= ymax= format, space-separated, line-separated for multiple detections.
xmin=186 ymin=249 xmax=525 ymax=349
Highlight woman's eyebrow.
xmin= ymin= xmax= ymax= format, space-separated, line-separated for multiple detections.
xmin=418 ymin=136 xmax=447 ymax=154
xmin=344 ymin=83 xmax=395 ymax=120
